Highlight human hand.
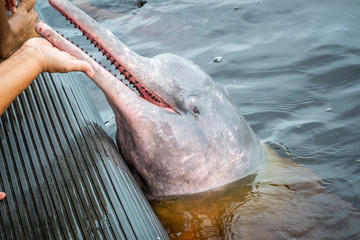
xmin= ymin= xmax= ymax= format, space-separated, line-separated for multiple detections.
xmin=21 ymin=38 xmax=94 ymax=77
xmin=6 ymin=0 xmax=39 ymax=56
xmin=5 ymin=0 xmax=18 ymax=13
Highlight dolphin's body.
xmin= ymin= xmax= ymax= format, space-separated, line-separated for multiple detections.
xmin=36 ymin=0 xmax=264 ymax=198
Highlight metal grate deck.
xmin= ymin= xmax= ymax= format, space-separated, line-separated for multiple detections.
xmin=0 ymin=7 xmax=168 ymax=238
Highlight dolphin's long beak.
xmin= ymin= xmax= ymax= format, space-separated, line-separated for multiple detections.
xmin=37 ymin=0 xmax=175 ymax=112
xmin=36 ymin=22 xmax=134 ymax=98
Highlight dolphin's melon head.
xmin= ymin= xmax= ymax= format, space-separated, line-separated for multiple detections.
xmin=146 ymin=54 xmax=230 ymax=119
xmin=117 ymin=53 xmax=265 ymax=196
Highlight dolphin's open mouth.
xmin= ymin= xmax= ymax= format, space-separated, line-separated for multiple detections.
xmin=41 ymin=0 xmax=175 ymax=112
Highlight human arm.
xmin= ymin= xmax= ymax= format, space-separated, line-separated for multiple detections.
xmin=0 ymin=37 xmax=94 ymax=116
xmin=0 ymin=0 xmax=13 ymax=57
xmin=0 ymin=0 xmax=39 ymax=59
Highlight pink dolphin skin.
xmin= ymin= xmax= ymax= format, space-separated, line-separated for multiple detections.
xmin=0 ymin=192 xmax=6 ymax=200
xmin=36 ymin=0 xmax=264 ymax=198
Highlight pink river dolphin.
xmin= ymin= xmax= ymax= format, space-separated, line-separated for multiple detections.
xmin=36 ymin=0 xmax=264 ymax=198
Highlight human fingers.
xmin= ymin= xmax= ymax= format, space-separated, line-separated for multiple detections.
xmin=0 ymin=192 xmax=6 ymax=200
xmin=57 ymin=52 xmax=94 ymax=77
xmin=17 ymin=0 xmax=36 ymax=12
xmin=69 ymin=59 xmax=95 ymax=78
xmin=5 ymin=0 xmax=18 ymax=6
xmin=45 ymin=47 xmax=94 ymax=77
xmin=24 ymin=38 xmax=94 ymax=77
xmin=5 ymin=0 xmax=18 ymax=13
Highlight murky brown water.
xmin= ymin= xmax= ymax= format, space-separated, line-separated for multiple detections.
xmin=151 ymin=146 xmax=360 ymax=239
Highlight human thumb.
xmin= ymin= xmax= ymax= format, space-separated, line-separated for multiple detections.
xmin=74 ymin=60 xmax=94 ymax=78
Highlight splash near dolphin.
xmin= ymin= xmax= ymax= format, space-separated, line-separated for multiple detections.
xmin=36 ymin=0 xmax=264 ymax=198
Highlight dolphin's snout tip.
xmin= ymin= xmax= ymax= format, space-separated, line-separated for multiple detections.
xmin=35 ymin=22 xmax=52 ymax=36
xmin=48 ymin=0 xmax=66 ymax=7
xmin=0 ymin=192 xmax=6 ymax=200
xmin=35 ymin=22 xmax=43 ymax=34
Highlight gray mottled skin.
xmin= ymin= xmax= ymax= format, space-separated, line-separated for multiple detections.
xmin=37 ymin=0 xmax=264 ymax=198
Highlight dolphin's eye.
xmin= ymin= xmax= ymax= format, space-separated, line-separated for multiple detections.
xmin=193 ymin=106 xmax=200 ymax=114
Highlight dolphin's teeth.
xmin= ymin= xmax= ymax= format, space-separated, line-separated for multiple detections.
xmin=85 ymin=51 xmax=88 ymax=54
xmin=145 ymin=90 xmax=149 ymax=93
xmin=141 ymin=86 xmax=145 ymax=89
xmin=76 ymin=44 xmax=79 ymax=48
xmin=135 ymin=81 xmax=139 ymax=84
xmin=89 ymin=55 xmax=92 ymax=58
xmin=109 ymin=70 xmax=112 ymax=73
xmin=148 ymin=93 xmax=153 ymax=97
xmin=114 ymin=74 xmax=117 ymax=77
xmin=81 ymin=48 xmax=84 ymax=51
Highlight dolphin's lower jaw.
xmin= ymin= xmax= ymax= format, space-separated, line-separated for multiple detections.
xmin=47 ymin=0 xmax=175 ymax=113
xmin=40 ymin=0 xmax=265 ymax=197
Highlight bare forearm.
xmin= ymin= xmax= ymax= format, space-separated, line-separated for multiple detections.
xmin=0 ymin=46 xmax=42 ymax=115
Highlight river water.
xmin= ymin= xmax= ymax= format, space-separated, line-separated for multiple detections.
xmin=39 ymin=0 xmax=360 ymax=239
